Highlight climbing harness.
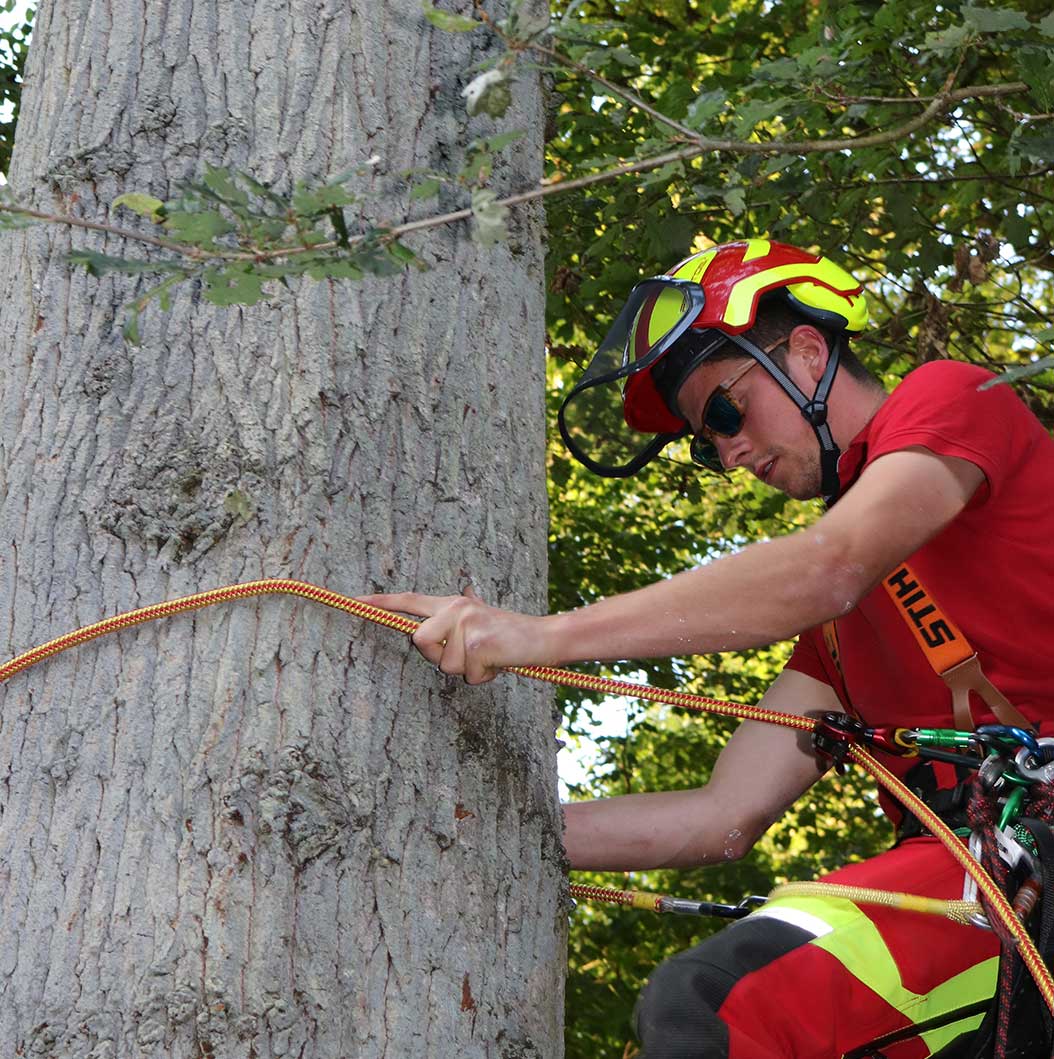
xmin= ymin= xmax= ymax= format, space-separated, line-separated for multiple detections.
xmin=821 ymin=560 xmax=1029 ymax=733
xmin=0 ymin=578 xmax=1052 ymax=1027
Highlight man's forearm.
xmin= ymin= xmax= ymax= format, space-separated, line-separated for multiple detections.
xmin=562 ymin=791 xmax=759 ymax=871
xmin=544 ymin=528 xmax=861 ymax=668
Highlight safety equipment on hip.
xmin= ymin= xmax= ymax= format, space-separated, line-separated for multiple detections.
xmin=556 ymin=239 xmax=868 ymax=501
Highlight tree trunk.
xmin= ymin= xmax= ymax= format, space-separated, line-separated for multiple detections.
xmin=0 ymin=2 xmax=562 ymax=1056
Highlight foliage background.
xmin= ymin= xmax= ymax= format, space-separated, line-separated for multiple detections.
xmin=2 ymin=0 xmax=1053 ymax=1055
xmin=541 ymin=0 xmax=1054 ymax=1054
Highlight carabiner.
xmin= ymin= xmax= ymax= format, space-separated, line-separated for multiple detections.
xmin=975 ymin=725 xmax=1040 ymax=756
xmin=1014 ymin=737 xmax=1054 ymax=783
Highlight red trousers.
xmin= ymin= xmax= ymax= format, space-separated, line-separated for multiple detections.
xmin=635 ymin=838 xmax=1001 ymax=1058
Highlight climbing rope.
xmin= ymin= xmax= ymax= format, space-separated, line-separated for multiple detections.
xmin=768 ymin=881 xmax=982 ymax=926
xmin=0 ymin=578 xmax=1051 ymax=1014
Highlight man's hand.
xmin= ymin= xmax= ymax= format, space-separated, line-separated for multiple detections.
xmin=358 ymin=586 xmax=558 ymax=684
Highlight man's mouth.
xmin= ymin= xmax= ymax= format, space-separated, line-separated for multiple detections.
xmin=757 ymin=458 xmax=776 ymax=483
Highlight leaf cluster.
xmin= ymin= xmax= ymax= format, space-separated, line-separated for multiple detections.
xmin=64 ymin=163 xmax=423 ymax=343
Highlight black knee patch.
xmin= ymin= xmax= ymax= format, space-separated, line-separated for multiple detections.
xmin=634 ymin=916 xmax=815 ymax=1059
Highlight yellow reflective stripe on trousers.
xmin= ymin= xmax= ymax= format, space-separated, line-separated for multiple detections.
xmin=761 ymin=895 xmax=997 ymax=1055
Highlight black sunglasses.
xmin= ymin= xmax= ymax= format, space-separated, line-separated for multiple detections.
xmin=688 ymin=358 xmax=757 ymax=472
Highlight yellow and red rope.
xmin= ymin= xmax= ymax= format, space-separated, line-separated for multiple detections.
xmin=0 ymin=578 xmax=1050 ymax=1014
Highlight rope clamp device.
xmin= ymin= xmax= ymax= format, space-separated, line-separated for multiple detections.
xmin=812 ymin=712 xmax=866 ymax=774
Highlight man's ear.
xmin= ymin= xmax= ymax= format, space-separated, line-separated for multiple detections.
xmin=787 ymin=325 xmax=830 ymax=383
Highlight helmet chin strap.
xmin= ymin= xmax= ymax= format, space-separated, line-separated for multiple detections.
xmin=726 ymin=332 xmax=845 ymax=504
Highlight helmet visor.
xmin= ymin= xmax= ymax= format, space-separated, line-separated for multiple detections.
xmin=558 ymin=278 xmax=705 ymax=478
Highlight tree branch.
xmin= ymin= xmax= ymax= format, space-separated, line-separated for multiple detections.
xmin=0 ymin=76 xmax=1029 ymax=266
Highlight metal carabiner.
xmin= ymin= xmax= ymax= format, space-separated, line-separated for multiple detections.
xmin=975 ymin=725 xmax=1040 ymax=755
xmin=1013 ymin=737 xmax=1054 ymax=783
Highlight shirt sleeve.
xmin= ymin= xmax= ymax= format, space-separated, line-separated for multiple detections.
xmin=865 ymin=362 xmax=1036 ymax=504
xmin=783 ymin=630 xmax=831 ymax=683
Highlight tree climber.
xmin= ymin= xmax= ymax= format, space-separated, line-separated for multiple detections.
xmin=365 ymin=239 xmax=1054 ymax=1057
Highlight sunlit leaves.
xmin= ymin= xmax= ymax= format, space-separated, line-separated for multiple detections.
xmin=420 ymin=0 xmax=480 ymax=33
xmin=112 ymin=192 xmax=164 ymax=221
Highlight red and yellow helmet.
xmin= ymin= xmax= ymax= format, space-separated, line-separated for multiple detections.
xmin=557 ymin=239 xmax=867 ymax=495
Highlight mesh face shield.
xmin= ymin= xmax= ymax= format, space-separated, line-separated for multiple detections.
xmin=557 ymin=278 xmax=706 ymax=478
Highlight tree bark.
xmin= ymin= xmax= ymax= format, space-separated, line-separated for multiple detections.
xmin=0 ymin=2 xmax=562 ymax=1056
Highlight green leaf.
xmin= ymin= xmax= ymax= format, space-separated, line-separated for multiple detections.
xmin=481 ymin=129 xmax=526 ymax=153
xmin=122 ymin=305 xmax=141 ymax=345
xmin=1017 ymin=128 xmax=1054 ymax=162
xmin=305 ymin=258 xmax=366 ymax=281
xmin=292 ymin=182 xmax=357 ymax=215
xmin=732 ymin=98 xmax=785 ymax=134
xmin=923 ymin=23 xmax=973 ymax=51
xmin=685 ymin=90 xmax=725 ymax=130
xmin=249 ymin=217 xmax=291 ymax=242
xmin=387 ymin=241 xmax=419 ymax=266
xmin=1003 ymin=210 xmax=1033 ymax=249
xmin=1040 ymin=11 xmax=1054 ymax=35
xmin=201 ymin=164 xmax=249 ymax=207
xmin=723 ymin=187 xmax=747 ymax=216
xmin=0 ymin=206 xmax=36 ymax=230
xmin=329 ymin=206 xmax=350 ymax=248
xmin=504 ymin=0 xmax=550 ymax=43
xmin=462 ymin=68 xmax=514 ymax=118
xmin=962 ymin=4 xmax=1030 ymax=33
xmin=410 ymin=177 xmax=442 ymax=200
xmin=608 ymin=46 xmax=640 ymax=67
xmin=163 ymin=210 xmax=235 ymax=245
xmin=237 ymin=172 xmax=287 ymax=207
xmin=421 ymin=0 xmax=480 ymax=32
xmin=980 ymin=356 xmax=1054 ymax=387
xmin=1017 ymin=50 xmax=1054 ymax=110
xmin=224 ymin=489 xmax=255 ymax=523
xmin=471 ymin=188 xmax=508 ymax=247
xmin=112 ymin=192 xmax=164 ymax=221
xmin=202 ymin=266 xmax=269 ymax=306
xmin=754 ymin=57 xmax=800 ymax=82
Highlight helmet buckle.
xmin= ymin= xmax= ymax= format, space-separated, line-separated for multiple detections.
xmin=801 ymin=400 xmax=828 ymax=427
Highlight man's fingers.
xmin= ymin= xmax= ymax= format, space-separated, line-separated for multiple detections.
xmin=357 ymin=592 xmax=452 ymax=619
xmin=360 ymin=588 xmax=505 ymax=684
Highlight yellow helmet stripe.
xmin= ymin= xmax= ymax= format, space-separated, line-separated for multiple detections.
xmin=725 ymin=261 xmax=864 ymax=329
xmin=671 ymin=249 xmax=717 ymax=284
xmin=741 ymin=239 xmax=772 ymax=263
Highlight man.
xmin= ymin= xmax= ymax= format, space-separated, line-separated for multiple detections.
xmin=366 ymin=239 xmax=1054 ymax=1056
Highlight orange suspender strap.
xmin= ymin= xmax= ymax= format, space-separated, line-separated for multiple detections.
xmin=823 ymin=561 xmax=1029 ymax=733
xmin=880 ymin=562 xmax=1029 ymax=731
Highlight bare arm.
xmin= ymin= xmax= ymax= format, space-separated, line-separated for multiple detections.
xmin=562 ymin=669 xmax=841 ymax=870
xmin=364 ymin=447 xmax=984 ymax=682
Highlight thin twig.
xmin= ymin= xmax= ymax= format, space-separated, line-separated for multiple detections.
xmin=815 ymin=82 xmax=1027 ymax=106
xmin=527 ymin=38 xmax=705 ymax=144
xmin=0 ymin=204 xmax=208 ymax=257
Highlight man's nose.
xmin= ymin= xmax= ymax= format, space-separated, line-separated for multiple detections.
xmin=715 ymin=431 xmax=752 ymax=470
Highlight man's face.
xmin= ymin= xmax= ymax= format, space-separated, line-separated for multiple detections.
xmin=677 ymin=345 xmax=825 ymax=500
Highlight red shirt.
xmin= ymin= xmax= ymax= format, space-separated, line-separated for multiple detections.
xmin=786 ymin=360 xmax=1054 ymax=808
